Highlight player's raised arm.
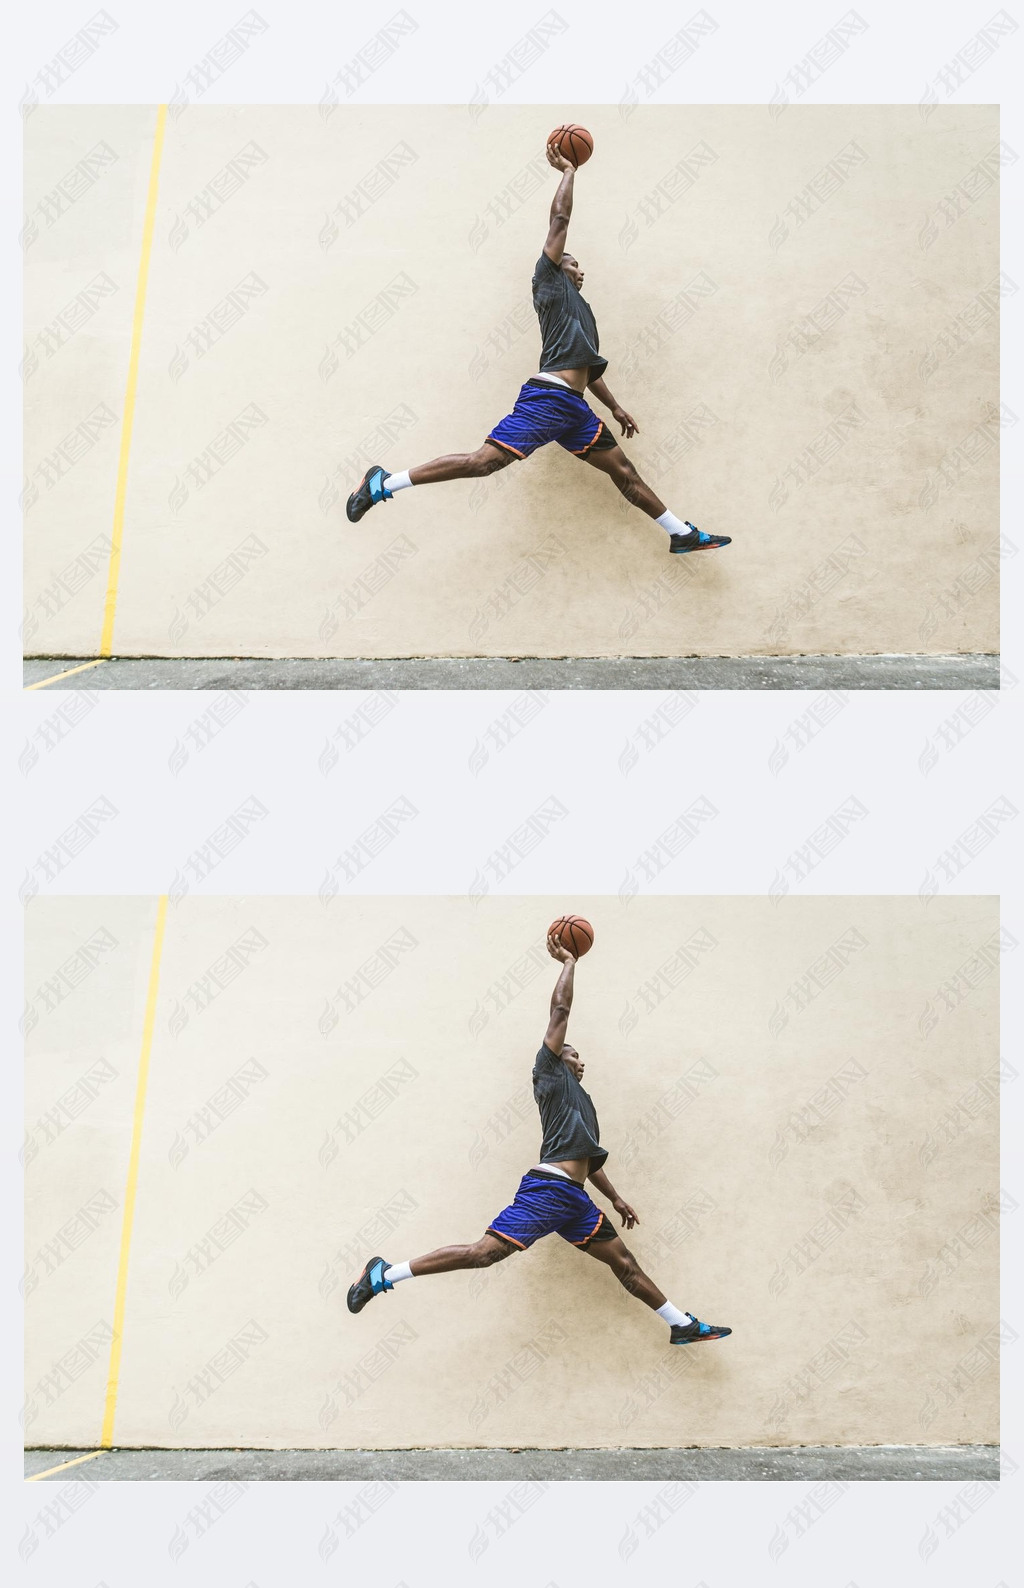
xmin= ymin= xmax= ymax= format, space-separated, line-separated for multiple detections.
xmin=543 ymin=929 xmax=576 ymax=1054
xmin=542 ymin=140 xmax=576 ymax=264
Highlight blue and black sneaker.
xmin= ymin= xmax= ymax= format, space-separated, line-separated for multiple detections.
xmin=346 ymin=1255 xmax=393 ymax=1313
xmin=346 ymin=464 xmax=392 ymax=523
xmin=669 ymin=522 xmax=731 ymax=554
xmin=670 ymin=1314 xmax=732 ymax=1344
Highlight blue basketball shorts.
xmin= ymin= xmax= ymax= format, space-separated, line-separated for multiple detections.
xmin=485 ymin=378 xmax=618 ymax=461
xmin=486 ymin=1168 xmax=616 ymax=1250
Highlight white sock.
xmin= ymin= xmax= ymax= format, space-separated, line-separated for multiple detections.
xmin=384 ymin=1260 xmax=414 ymax=1285
xmin=656 ymin=1301 xmax=692 ymax=1327
xmin=383 ymin=470 xmax=413 ymax=493
xmin=655 ymin=510 xmax=694 ymax=538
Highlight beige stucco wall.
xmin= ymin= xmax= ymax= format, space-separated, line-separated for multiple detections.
xmin=24 ymin=895 xmax=1001 ymax=1448
xmin=24 ymin=105 xmax=1001 ymax=659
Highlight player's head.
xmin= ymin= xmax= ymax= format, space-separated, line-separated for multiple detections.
xmin=562 ymin=1044 xmax=584 ymax=1077
xmin=560 ymin=253 xmax=584 ymax=290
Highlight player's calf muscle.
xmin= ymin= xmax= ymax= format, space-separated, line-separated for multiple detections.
xmin=616 ymin=463 xmax=661 ymax=515
xmin=411 ymin=1235 xmax=512 ymax=1274
xmin=410 ymin=447 xmax=509 ymax=485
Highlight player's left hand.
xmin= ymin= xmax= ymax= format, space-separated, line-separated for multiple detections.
xmin=612 ymin=407 xmax=639 ymax=439
xmin=613 ymin=1197 xmax=639 ymax=1229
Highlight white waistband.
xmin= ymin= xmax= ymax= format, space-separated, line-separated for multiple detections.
xmin=532 ymin=372 xmax=574 ymax=389
xmin=531 ymin=1162 xmax=575 ymax=1180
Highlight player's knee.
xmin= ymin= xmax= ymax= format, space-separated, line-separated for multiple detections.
xmin=469 ymin=1238 xmax=506 ymax=1267
xmin=615 ymin=1252 xmax=642 ymax=1290
xmin=469 ymin=449 xmax=506 ymax=477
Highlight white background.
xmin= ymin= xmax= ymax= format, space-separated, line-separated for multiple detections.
xmin=4 ymin=0 xmax=1022 ymax=1583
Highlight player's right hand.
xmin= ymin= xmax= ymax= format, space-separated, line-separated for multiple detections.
xmin=546 ymin=140 xmax=575 ymax=173
xmin=546 ymin=929 xmax=577 ymax=963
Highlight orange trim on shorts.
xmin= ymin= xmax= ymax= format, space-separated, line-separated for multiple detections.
xmin=487 ymin=1226 xmax=527 ymax=1249
xmin=574 ymin=1211 xmax=606 ymax=1246
xmin=485 ymin=435 xmax=526 ymax=459
xmin=571 ymin=420 xmax=605 ymax=456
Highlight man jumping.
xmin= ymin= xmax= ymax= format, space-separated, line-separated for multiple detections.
xmin=345 ymin=140 xmax=731 ymax=557
xmin=347 ymin=931 xmax=732 ymax=1346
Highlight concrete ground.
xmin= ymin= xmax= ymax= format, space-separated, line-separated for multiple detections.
xmin=23 ymin=655 xmax=1000 ymax=691
xmin=25 ymin=1445 xmax=999 ymax=1481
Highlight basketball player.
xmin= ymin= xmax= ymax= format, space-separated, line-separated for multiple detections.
xmin=346 ymin=137 xmax=731 ymax=556
xmin=347 ymin=930 xmax=732 ymax=1346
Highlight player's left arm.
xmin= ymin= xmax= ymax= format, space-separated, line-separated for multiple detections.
xmin=586 ymin=374 xmax=639 ymax=440
xmin=588 ymin=1166 xmax=639 ymax=1229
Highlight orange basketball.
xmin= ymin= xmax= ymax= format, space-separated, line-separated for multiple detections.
xmin=548 ymin=123 xmax=594 ymax=168
xmin=548 ymin=914 xmax=595 ymax=957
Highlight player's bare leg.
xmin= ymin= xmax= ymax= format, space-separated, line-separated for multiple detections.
xmin=402 ymin=1233 xmax=515 ymax=1275
xmin=346 ymin=1234 xmax=513 ymax=1311
xmin=584 ymin=1231 xmax=668 ymax=1307
xmin=583 ymin=442 xmax=731 ymax=554
xmin=583 ymin=443 xmax=667 ymax=518
xmin=585 ymin=1232 xmax=732 ymax=1343
xmin=405 ymin=443 xmax=515 ymax=486
xmin=346 ymin=444 xmax=512 ymax=520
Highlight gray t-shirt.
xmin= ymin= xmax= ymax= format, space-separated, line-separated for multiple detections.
xmin=532 ymin=1043 xmax=608 ymax=1171
xmin=532 ymin=252 xmax=608 ymax=380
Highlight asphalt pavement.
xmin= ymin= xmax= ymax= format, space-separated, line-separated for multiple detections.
xmin=23 ymin=654 xmax=1001 ymax=691
xmin=25 ymin=1444 xmax=1000 ymax=1481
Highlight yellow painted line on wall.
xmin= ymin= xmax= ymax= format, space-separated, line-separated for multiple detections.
xmin=100 ymin=895 xmax=168 ymax=1448
xmin=99 ymin=104 xmax=168 ymax=659
xmin=24 ymin=658 xmax=108 ymax=691
xmin=26 ymin=1450 xmax=106 ymax=1482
